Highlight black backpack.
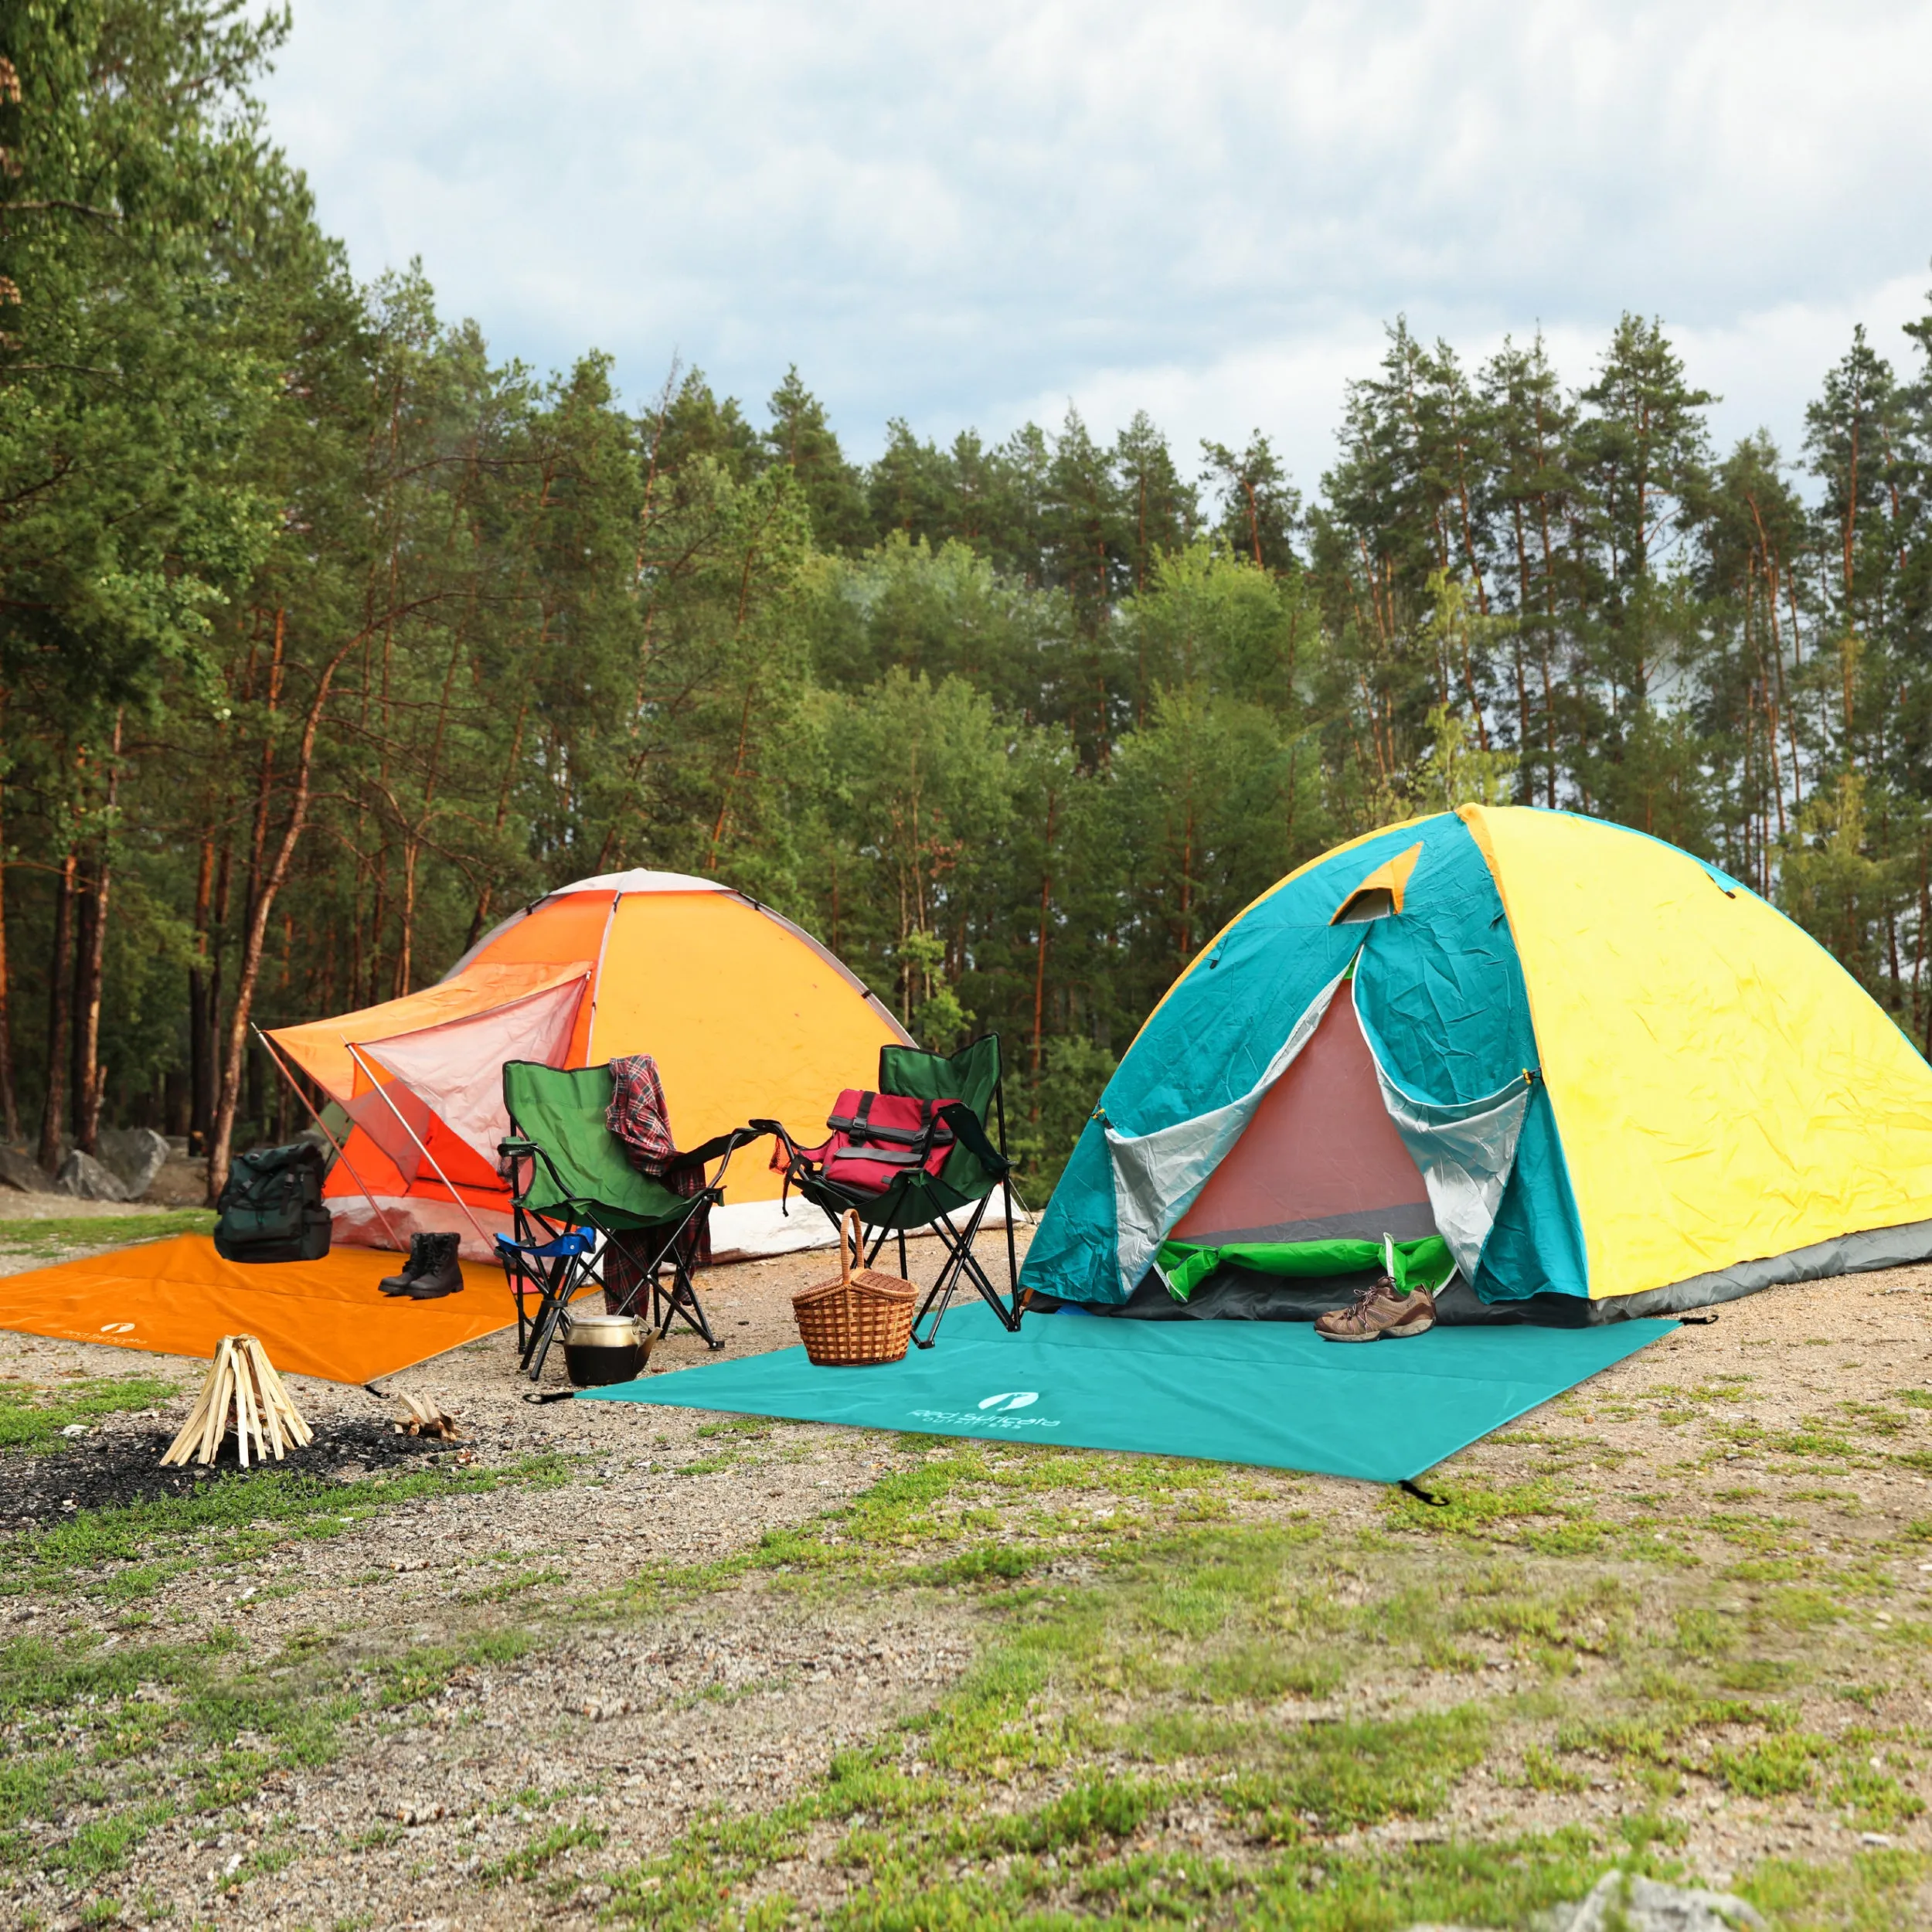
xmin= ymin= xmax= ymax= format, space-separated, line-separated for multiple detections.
xmin=213 ymin=1141 xmax=332 ymax=1264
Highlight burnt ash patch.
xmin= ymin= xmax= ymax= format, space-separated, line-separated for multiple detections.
xmin=0 ymin=1417 xmax=455 ymax=1524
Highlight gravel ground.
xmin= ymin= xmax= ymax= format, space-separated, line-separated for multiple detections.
xmin=5 ymin=1213 xmax=1932 ymax=1927
xmin=0 ymin=1220 xmax=1010 ymax=1929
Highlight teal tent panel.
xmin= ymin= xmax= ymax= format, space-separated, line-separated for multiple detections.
xmin=1351 ymin=817 xmax=1534 ymax=1104
xmin=1350 ymin=818 xmax=1590 ymax=1301
xmin=581 ymin=1303 xmax=1675 ymax=1484
xmin=1471 ymin=1086 xmax=1591 ymax=1302
xmin=1021 ymin=817 xmax=1466 ymax=1308
xmin=1017 ymin=1122 xmax=1121 ymax=1309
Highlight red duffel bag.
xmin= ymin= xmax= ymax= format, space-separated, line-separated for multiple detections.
xmin=798 ymin=1088 xmax=961 ymax=1197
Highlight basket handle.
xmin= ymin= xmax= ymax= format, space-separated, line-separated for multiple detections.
xmin=839 ymin=1208 xmax=863 ymax=1284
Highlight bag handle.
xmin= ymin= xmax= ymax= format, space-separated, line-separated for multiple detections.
xmin=839 ymin=1207 xmax=863 ymax=1283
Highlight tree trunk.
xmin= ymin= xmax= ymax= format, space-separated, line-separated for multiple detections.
xmin=37 ymin=852 xmax=76 ymax=1172
xmin=466 ymin=697 xmax=531 ymax=948
xmin=207 ymin=640 xmax=355 ymax=1202
xmin=73 ymin=709 xmax=122 ymax=1154
xmin=70 ymin=854 xmax=94 ymax=1134
xmin=205 ymin=836 xmax=233 ymax=1144
xmin=707 ymin=681 xmax=757 ymax=870
xmin=1030 ymin=787 xmax=1058 ymax=1091
xmin=188 ymin=831 xmax=214 ymax=1151
xmin=0 ymin=757 xmax=17 ymax=1144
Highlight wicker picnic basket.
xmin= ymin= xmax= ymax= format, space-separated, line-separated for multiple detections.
xmin=791 ymin=1209 xmax=918 ymax=1366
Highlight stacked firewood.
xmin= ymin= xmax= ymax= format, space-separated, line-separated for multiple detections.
xmin=393 ymin=1390 xmax=462 ymax=1440
xmin=161 ymin=1335 xmax=314 ymax=1468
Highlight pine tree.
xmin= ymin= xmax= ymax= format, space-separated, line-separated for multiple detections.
xmin=763 ymin=367 xmax=870 ymax=551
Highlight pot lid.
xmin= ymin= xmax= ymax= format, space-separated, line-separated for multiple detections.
xmin=563 ymin=1313 xmax=645 ymax=1341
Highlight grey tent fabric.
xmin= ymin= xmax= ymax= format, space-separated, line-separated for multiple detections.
xmin=1580 ymin=1216 xmax=1932 ymax=1321
xmin=1361 ymin=1009 xmax=1532 ymax=1286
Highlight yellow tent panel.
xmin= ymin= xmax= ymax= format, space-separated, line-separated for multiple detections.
xmin=588 ymin=889 xmax=914 ymax=1206
xmin=1463 ymin=804 xmax=1932 ymax=1300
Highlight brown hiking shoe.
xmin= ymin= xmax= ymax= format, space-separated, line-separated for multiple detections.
xmin=1314 ymin=1276 xmax=1436 ymax=1342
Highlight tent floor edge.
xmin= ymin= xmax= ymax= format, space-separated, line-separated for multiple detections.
xmin=1579 ymin=1216 xmax=1932 ymax=1322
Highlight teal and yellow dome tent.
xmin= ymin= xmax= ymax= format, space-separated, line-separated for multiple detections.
xmin=1019 ymin=804 xmax=1932 ymax=1321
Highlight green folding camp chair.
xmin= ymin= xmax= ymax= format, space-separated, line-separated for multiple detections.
xmin=760 ymin=1032 xmax=1023 ymax=1349
xmin=495 ymin=1060 xmax=758 ymax=1380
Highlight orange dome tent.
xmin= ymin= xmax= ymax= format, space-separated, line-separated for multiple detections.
xmin=264 ymin=870 xmax=912 ymax=1261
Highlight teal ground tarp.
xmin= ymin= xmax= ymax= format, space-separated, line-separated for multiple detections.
xmin=580 ymin=1304 xmax=1674 ymax=1483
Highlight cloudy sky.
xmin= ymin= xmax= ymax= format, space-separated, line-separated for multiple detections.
xmin=260 ymin=0 xmax=1932 ymax=492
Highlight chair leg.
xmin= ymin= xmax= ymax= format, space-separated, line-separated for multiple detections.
xmin=504 ymin=1211 xmax=546 ymax=1363
xmin=525 ymin=1250 xmax=597 ymax=1381
xmin=518 ymin=1250 xmax=566 ymax=1373
xmin=513 ymin=1255 xmax=552 ymax=1374
xmin=1002 ymin=1180 xmax=1022 ymax=1327
xmin=652 ymin=1256 xmax=720 ymax=1349
xmin=911 ymin=1196 xmax=1016 ymax=1348
xmin=912 ymin=1224 xmax=973 ymax=1349
xmin=502 ymin=1260 xmax=528 ymax=1361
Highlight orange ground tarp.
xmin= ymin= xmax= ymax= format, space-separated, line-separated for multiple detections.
xmin=0 ymin=1236 xmax=512 ymax=1384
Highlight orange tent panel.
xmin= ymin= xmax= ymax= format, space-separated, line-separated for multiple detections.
xmin=457 ymin=891 xmax=614 ymax=1066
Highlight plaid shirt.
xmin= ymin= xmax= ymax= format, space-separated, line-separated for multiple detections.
xmin=606 ymin=1055 xmax=702 ymax=1199
xmin=605 ymin=1053 xmax=708 ymax=1269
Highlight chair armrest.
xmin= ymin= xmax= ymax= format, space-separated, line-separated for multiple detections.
xmin=749 ymin=1118 xmax=812 ymax=1168
xmin=937 ymin=1102 xmax=1012 ymax=1177
xmin=679 ymin=1124 xmax=767 ymax=1165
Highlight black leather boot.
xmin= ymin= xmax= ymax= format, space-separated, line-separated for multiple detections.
xmin=379 ymin=1233 xmax=435 ymax=1297
xmin=406 ymin=1233 xmax=464 ymax=1299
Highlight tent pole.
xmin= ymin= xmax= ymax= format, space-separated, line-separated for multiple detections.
xmin=253 ymin=1026 xmax=407 ymax=1252
xmin=345 ymin=1041 xmax=495 ymax=1253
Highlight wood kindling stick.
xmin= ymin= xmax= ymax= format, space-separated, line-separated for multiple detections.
xmin=162 ymin=1335 xmax=314 ymax=1468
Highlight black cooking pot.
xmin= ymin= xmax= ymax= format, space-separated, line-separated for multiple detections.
xmin=560 ymin=1311 xmax=649 ymax=1387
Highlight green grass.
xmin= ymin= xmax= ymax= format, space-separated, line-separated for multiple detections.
xmin=0 ymin=1439 xmax=586 ymax=1886
xmin=483 ymin=1821 xmax=608 ymax=1885
xmin=1742 ymin=1848 xmax=1931 ymax=1930
xmin=457 ymin=1564 xmax=567 ymax=1604
xmin=0 ymin=1371 xmax=181 ymax=1451
xmin=0 ymin=1611 xmax=538 ymax=1883
xmin=0 ymin=1211 xmax=215 ymax=1256
xmin=5 ymin=1372 xmax=1930 ymax=1920
xmin=600 ymin=1729 xmax=1640 ymax=1930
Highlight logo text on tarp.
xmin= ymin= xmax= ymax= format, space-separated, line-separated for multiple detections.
xmin=909 ymin=1403 xmax=1059 ymax=1431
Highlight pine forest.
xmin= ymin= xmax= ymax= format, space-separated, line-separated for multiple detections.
xmin=7 ymin=4 xmax=1932 ymax=1205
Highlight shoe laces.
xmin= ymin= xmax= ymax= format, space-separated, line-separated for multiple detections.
xmin=1344 ymin=1274 xmax=1394 ymax=1314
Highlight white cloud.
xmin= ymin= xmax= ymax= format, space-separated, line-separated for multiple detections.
xmin=260 ymin=0 xmax=1932 ymax=490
